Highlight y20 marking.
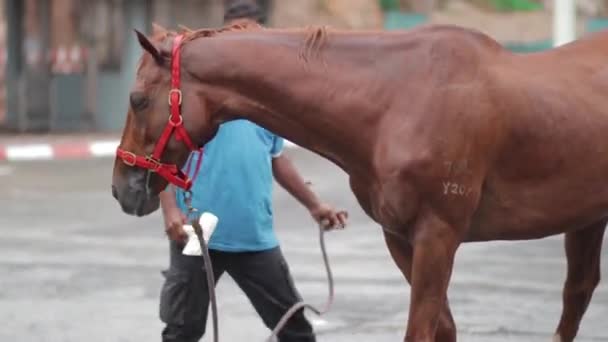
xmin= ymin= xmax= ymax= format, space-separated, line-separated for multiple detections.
xmin=443 ymin=182 xmax=472 ymax=197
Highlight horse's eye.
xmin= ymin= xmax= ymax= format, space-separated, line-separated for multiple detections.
xmin=130 ymin=92 xmax=148 ymax=111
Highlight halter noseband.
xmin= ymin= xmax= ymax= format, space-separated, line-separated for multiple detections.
xmin=116 ymin=34 xmax=199 ymax=191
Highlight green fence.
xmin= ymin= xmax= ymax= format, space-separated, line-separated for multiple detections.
xmin=503 ymin=40 xmax=552 ymax=53
xmin=381 ymin=7 xmax=608 ymax=54
xmin=587 ymin=17 xmax=608 ymax=33
xmin=383 ymin=11 xmax=428 ymax=30
xmin=486 ymin=0 xmax=542 ymax=12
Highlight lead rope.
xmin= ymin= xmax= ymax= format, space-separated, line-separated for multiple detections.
xmin=266 ymin=226 xmax=334 ymax=342
xmin=182 ymin=149 xmax=335 ymax=342
xmin=182 ymin=149 xmax=220 ymax=342
xmin=183 ymin=191 xmax=220 ymax=342
xmin=185 ymin=200 xmax=335 ymax=342
xmin=192 ymin=208 xmax=220 ymax=342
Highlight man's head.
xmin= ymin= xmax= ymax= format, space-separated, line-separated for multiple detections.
xmin=223 ymin=0 xmax=266 ymax=26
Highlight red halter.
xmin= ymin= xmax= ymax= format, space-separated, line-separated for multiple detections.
xmin=116 ymin=35 xmax=200 ymax=191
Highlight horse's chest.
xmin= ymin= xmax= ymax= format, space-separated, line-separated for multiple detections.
xmin=349 ymin=176 xmax=418 ymax=229
xmin=348 ymin=177 xmax=376 ymax=221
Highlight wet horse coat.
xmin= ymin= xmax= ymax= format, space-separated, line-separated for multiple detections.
xmin=112 ymin=23 xmax=608 ymax=341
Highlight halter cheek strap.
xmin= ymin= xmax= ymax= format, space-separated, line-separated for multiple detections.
xmin=116 ymin=34 xmax=201 ymax=191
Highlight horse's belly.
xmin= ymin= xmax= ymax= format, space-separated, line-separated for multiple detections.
xmin=466 ymin=179 xmax=608 ymax=241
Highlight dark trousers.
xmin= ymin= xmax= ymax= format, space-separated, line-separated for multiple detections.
xmin=159 ymin=241 xmax=316 ymax=342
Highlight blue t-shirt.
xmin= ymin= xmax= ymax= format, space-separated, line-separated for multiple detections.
xmin=175 ymin=119 xmax=284 ymax=252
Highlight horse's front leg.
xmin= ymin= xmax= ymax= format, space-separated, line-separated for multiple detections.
xmin=406 ymin=211 xmax=461 ymax=342
xmin=384 ymin=229 xmax=457 ymax=342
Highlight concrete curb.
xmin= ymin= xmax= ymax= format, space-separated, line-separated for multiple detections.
xmin=0 ymin=138 xmax=298 ymax=162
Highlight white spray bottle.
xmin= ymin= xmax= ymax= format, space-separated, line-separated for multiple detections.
xmin=182 ymin=212 xmax=219 ymax=256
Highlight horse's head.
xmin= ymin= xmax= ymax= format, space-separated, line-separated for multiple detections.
xmin=111 ymin=24 xmax=218 ymax=216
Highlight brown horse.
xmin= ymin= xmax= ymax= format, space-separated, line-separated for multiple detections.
xmin=111 ymin=22 xmax=608 ymax=341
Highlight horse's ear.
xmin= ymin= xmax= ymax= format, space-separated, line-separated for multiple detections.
xmin=178 ymin=24 xmax=194 ymax=34
xmin=152 ymin=22 xmax=168 ymax=36
xmin=134 ymin=29 xmax=163 ymax=65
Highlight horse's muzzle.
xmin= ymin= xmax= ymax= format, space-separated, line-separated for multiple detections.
xmin=115 ymin=187 xmax=160 ymax=216
xmin=112 ymin=172 xmax=160 ymax=217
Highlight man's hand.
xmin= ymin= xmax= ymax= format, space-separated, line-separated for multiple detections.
xmin=163 ymin=208 xmax=188 ymax=243
xmin=159 ymin=186 xmax=188 ymax=244
xmin=310 ymin=203 xmax=348 ymax=231
xmin=272 ymin=154 xmax=348 ymax=230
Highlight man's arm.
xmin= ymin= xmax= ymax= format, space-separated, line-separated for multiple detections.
xmin=272 ymin=154 xmax=348 ymax=229
xmin=160 ymin=186 xmax=188 ymax=242
xmin=272 ymin=154 xmax=320 ymax=210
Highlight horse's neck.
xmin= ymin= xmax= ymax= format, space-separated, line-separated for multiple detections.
xmin=184 ymin=29 xmax=384 ymax=173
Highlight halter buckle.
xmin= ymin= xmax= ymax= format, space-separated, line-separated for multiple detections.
xmin=168 ymin=89 xmax=183 ymax=106
xmin=169 ymin=114 xmax=184 ymax=127
xmin=145 ymin=155 xmax=162 ymax=171
xmin=121 ymin=151 xmax=137 ymax=166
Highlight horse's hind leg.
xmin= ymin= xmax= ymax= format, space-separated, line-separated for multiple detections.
xmin=383 ymin=230 xmax=457 ymax=342
xmin=554 ymin=220 xmax=606 ymax=342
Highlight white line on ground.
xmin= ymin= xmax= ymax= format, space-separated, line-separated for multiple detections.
xmin=89 ymin=141 xmax=120 ymax=157
xmin=6 ymin=144 xmax=54 ymax=161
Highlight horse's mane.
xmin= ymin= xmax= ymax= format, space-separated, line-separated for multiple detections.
xmin=180 ymin=21 xmax=264 ymax=42
xmin=300 ymin=26 xmax=329 ymax=63
xmin=177 ymin=23 xmax=330 ymax=64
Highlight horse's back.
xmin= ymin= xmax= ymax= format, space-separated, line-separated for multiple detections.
xmin=469 ymin=30 xmax=608 ymax=241
xmin=376 ymin=26 xmax=608 ymax=240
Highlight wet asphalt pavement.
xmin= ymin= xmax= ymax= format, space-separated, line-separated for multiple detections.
xmin=1 ymin=148 xmax=607 ymax=342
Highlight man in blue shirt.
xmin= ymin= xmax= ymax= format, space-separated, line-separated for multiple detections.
xmin=157 ymin=3 xmax=348 ymax=341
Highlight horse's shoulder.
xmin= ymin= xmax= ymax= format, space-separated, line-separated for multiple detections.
xmin=417 ymin=25 xmax=503 ymax=52
xmin=405 ymin=25 xmax=506 ymax=74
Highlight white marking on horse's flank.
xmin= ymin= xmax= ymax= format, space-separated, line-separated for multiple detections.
xmin=6 ymin=144 xmax=53 ymax=161
xmin=89 ymin=140 xmax=120 ymax=157
xmin=443 ymin=182 xmax=450 ymax=194
xmin=442 ymin=181 xmax=472 ymax=197
xmin=444 ymin=159 xmax=470 ymax=174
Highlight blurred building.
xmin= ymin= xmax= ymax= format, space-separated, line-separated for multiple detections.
xmin=0 ymin=1 xmax=5 ymax=127
xmin=2 ymin=0 xmax=231 ymax=133
xmin=1 ymin=0 xmax=607 ymax=133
